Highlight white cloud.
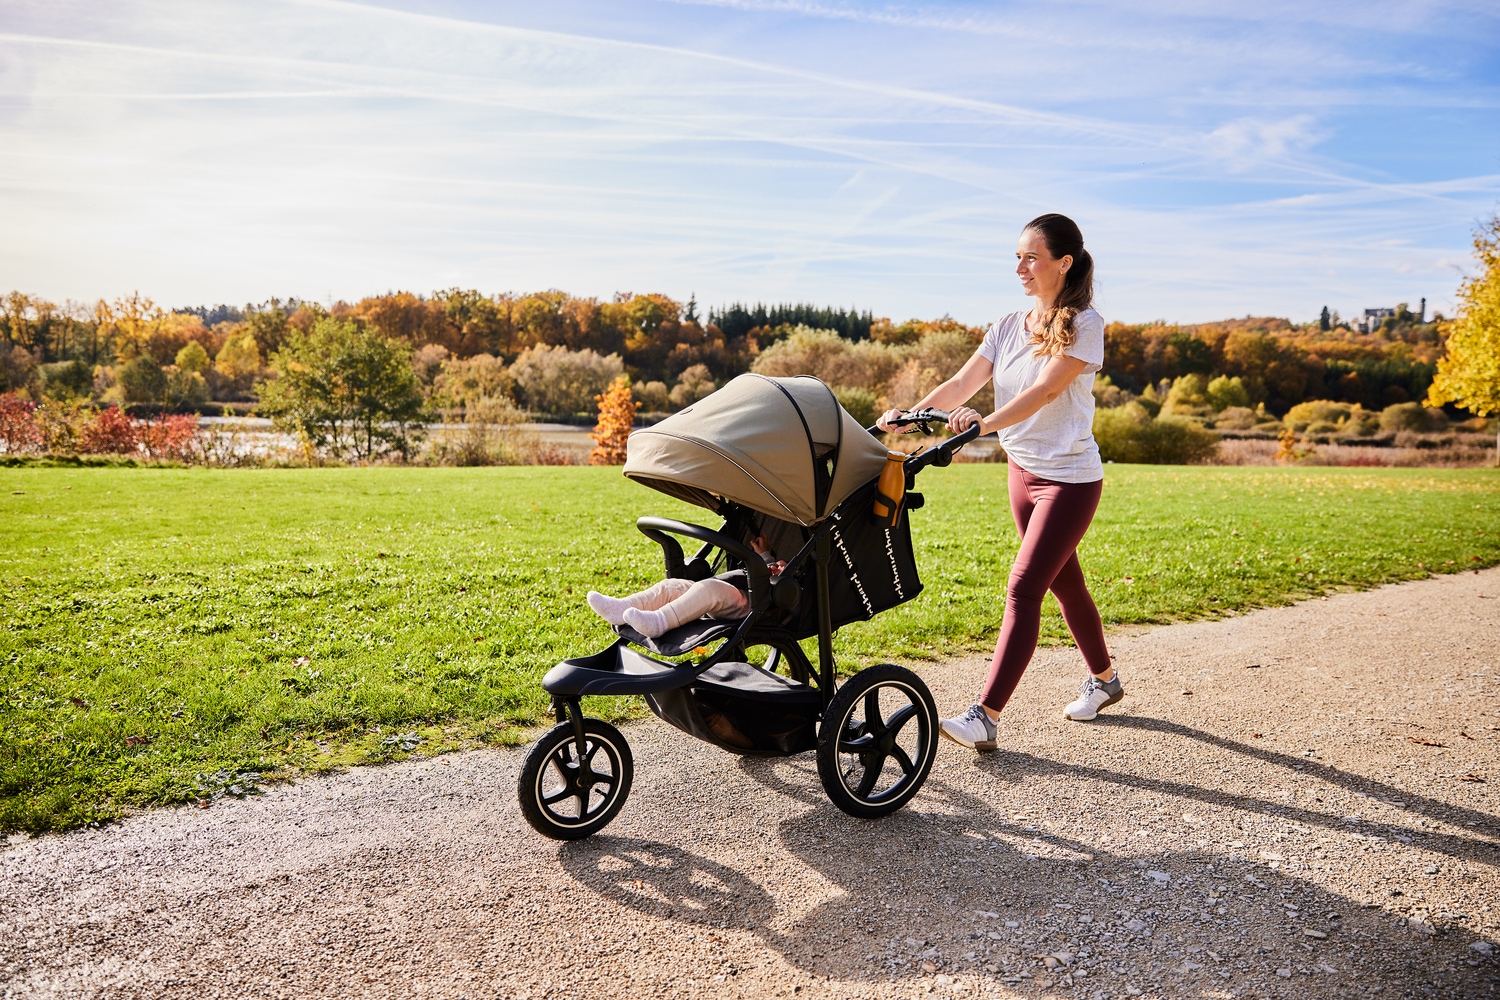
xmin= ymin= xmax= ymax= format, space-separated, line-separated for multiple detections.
xmin=0 ymin=0 xmax=1494 ymax=323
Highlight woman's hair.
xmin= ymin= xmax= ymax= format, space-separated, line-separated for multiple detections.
xmin=1023 ymin=213 xmax=1093 ymax=357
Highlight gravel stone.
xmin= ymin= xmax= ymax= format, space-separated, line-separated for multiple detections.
xmin=2 ymin=568 xmax=1498 ymax=999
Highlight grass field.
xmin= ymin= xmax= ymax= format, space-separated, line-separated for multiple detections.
xmin=3 ymin=463 xmax=1498 ymax=834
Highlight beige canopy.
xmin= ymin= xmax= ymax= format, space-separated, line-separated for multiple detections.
xmin=622 ymin=374 xmax=892 ymax=526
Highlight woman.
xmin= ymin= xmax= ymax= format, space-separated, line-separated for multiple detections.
xmin=877 ymin=213 xmax=1119 ymax=750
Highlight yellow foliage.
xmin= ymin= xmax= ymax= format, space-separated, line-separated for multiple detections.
xmin=1429 ymin=214 xmax=1500 ymax=418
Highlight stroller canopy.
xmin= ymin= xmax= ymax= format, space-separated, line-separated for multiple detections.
xmin=623 ymin=374 xmax=891 ymax=526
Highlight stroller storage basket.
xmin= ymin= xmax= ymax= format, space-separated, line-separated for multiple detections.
xmin=646 ymin=661 xmax=821 ymax=756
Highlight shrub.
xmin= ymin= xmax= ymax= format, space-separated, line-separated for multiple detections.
xmin=1093 ymin=403 xmax=1220 ymax=464
xmin=0 ymin=343 xmax=39 ymax=396
xmin=164 ymin=366 xmax=210 ymax=407
xmin=425 ymin=397 xmax=569 ymax=466
xmin=433 ymin=353 xmax=515 ymax=410
xmin=215 ymin=335 xmax=262 ymax=380
xmin=1344 ymin=404 xmax=1380 ymax=437
xmin=175 ymin=341 xmax=211 ymax=374
xmin=137 ymin=413 xmax=200 ymax=462
xmin=1380 ymin=401 xmax=1448 ymax=433
xmin=114 ymin=356 xmax=168 ymax=403
xmin=589 ymin=375 xmax=638 ymax=465
xmin=1206 ymin=374 xmax=1250 ymax=411
xmin=1284 ymin=400 xmax=1350 ymax=432
xmin=632 ymin=380 xmax=670 ymax=412
xmin=510 ymin=344 xmax=623 ymax=416
xmin=668 ymin=364 xmax=716 ymax=409
xmin=79 ymin=405 xmax=139 ymax=454
xmin=39 ymin=360 xmax=92 ymax=399
xmin=1162 ymin=373 xmax=1212 ymax=417
xmin=833 ymin=386 xmax=879 ymax=428
xmin=1214 ymin=406 xmax=1257 ymax=430
xmin=1091 ymin=375 xmax=1134 ymax=409
xmin=0 ymin=394 xmax=43 ymax=454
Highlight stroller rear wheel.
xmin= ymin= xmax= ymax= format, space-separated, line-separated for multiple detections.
xmin=518 ymin=718 xmax=634 ymax=840
xmin=816 ymin=663 xmax=938 ymax=819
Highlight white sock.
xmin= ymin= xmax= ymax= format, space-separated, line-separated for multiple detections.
xmin=623 ymin=607 xmax=670 ymax=638
xmin=586 ymin=591 xmax=633 ymax=626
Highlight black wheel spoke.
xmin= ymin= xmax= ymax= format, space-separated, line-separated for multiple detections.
xmin=862 ymin=689 xmax=886 ymax=737
xmin=839 ymin=733 xmax=877 ymax=754
xmin=890 ymin=744 xmax=917 ymax=776
xmin=586 ymin=767 xmax=616 ymax=789
xmin=884 ymin=704 xmax=918 ymax=741
xmin=854 ymin=754 xmax=886 ymax=798
xmin=541 ymin=787 xmax=575 ymax=806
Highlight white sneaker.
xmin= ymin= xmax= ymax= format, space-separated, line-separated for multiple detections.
xmin=938 ymin=703 xmax=998 ymax=751
xmin=1063 ymin=672 xmax=1124 ymax=721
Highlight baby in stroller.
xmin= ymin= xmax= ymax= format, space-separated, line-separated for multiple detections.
xmin=586 ymin=535 xmax=786 ymax=637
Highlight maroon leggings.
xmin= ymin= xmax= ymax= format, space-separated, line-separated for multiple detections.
xmin=979 ymin=463 xmax=1110 ymax=713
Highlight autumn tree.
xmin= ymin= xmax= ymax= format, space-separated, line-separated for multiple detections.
xmin=257 ymin=317 xmax=427 ymax=461
xmin=588 ymin=375 xmax=637 ymax=465
xmin=1428 ymin=213 xmax=1500 ymax=463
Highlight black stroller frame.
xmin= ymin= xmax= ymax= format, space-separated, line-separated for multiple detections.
xmin=519 ymin=405 xmax=980 ymax=840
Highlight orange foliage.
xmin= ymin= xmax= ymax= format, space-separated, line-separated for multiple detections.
xmin=588 ymin=374 xmax=638 ymax=466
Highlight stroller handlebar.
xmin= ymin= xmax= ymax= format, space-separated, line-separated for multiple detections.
xmin=863 ymin=407 xmax=983 ymax=475
xmin=903 ymin=421 xmax=982 ymax=475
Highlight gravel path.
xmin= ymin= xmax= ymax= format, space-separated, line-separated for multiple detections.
xmin=4 ymin=570 xmax=1499 ymax=1000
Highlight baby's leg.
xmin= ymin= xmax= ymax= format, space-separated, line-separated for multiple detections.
xmin=623 ymin=579 xmax=749 ymax=637
xmin=587 ymin=578 xmax=694 ymax=625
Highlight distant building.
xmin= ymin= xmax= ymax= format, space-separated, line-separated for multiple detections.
xmin=1360 ymin=308 xmax=1395 ymax=333
xmin=1357 ymin=298 xmax=1425 ymax=333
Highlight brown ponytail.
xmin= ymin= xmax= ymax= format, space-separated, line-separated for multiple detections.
xmin=1023 ymin=213 xmax=1093 ymax=358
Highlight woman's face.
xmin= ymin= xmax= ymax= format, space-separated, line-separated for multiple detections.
xmin=1015 ymin=228 xmax=1072 ymax=301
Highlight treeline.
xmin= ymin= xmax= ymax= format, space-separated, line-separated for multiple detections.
xmin=0 ymin=288 xmax=1458 ymax=420
xmin=1100 ymin=311 xmax=1445 ymax=414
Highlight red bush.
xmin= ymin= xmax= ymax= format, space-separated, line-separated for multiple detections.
xmin=137 ymin=413 xmax=199 ymax=462
xmin=78 ymin=405 xmax=140 ymax=454
xmin=0 ymin=394 xmax=43 ymax=454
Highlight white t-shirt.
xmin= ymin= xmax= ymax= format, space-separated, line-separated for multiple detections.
xmin=978 ymin=307 xmax=1105 ymax=483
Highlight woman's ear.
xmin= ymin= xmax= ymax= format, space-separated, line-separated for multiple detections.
xmin=1058 ymin=254 xmax=1073 ymax=276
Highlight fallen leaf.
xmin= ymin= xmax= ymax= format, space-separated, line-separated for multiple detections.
xmin=1407 ymin=736 xmax=1446 ymax=747
xmin=1181 ymin=690 xmax=1193 ymax=696
xmin=1458 ymin=731 xmax=1476 ymax=741
xmin=1459 ymin=772 xmax=1485 ymax=783
xmin=124 ymin=735 xmax=152 ymax=746
xmin=70 ymin=696 xmax=88 ymax=709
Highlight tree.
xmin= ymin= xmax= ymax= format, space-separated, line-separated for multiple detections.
xmin=1428 ymin=213 xmax=1500 ymax=463
xmin=1319 ymin=306 xmax=1331 ymax=332
xmin=257 ymin=317 xmax=427 ymax=462
xmin=589 ymin=375 xmax=637 ymax=465
xmin=510 ymin=343 xmax=623 ymax=415
xmin=175 ymin=340 xmax=210 ymax=374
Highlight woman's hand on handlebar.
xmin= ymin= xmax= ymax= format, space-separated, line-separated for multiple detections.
xmin=948 ymin=406 xmax=984 ymax=434
xmin=877 ymin=408 xmax=914 ymax=433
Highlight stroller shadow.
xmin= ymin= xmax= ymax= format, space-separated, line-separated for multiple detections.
xmin=556 ymin=723 xmax=1498 ymax=995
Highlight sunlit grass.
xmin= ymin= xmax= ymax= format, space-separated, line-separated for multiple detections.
xmin=3 ymin=463 xmax=1497 ymax=833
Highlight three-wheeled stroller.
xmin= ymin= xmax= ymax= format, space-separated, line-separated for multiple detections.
xmin=518 ymin=374 xmax=979 ymax=839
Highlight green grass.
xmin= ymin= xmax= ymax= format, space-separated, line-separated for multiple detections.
xmin=3 ymin=464 xmax=1498 ymax=834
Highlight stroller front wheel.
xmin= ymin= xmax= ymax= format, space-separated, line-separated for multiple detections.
xmin=518 ymin=718 xmax=634 ymax=840
xmin=816 ymin=663 xmax=938 ymax=819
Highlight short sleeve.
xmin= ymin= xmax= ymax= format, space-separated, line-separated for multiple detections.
xmin=977 ymin=322 xmax=1003 ymax=364
xmin=1066 ymin=309 xmax=1105 ymax=374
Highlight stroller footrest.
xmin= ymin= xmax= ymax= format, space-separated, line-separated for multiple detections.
xmin=542 ymin=641 xmax=698 ymax=697
xmin=614 ymin=618 xmax=739 ymax=657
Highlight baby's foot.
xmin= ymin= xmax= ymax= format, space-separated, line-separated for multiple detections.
xmin=623 ymin=607 xmax=670 ymax=638
xmin=586 ymin=591 xmax=633 ymax=626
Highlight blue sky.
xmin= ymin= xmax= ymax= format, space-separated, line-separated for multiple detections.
xmin=1 ymin=0 xmax=1497 ymax=325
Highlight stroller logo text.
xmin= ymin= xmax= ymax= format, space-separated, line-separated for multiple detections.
xmin=832 ymin=525 xmax=874 ymax=617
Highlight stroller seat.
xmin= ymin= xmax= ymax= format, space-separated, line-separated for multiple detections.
xmin=613 ymin=619 xmax=740 ymax=658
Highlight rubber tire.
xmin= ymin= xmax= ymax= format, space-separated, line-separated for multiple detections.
xmin=816 ymin=663 xmax=938 ymax=819
xmin=518 ymin=718 xmax=634 ymax=840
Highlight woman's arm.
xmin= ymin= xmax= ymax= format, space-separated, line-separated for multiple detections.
xmin=948 ymin=354 xmax=1088 ymax=435
xmin=876 ymin=349 xmax=994 ymax=433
